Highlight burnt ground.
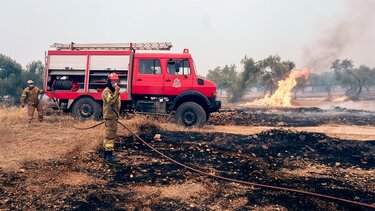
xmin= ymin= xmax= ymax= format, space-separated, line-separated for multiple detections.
xmin=208 ymin=107 xmax=375 ymax=127
xmin=1 ymin=124 xmax=374 ymax=210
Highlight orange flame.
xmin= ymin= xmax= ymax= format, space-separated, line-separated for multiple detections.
xmin=246 ymin=69 xmax=310 ymax=107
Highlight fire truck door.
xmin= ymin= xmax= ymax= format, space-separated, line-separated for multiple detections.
xmin=163 ymin=59 xmax=193 ymax=95
xmin=132 ymin=58 xmax=164 ymax=95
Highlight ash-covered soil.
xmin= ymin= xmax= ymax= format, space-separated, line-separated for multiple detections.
xmin=209 ymin=107 xmax=375 ymax=126
xmin=1 ymin=125 xmax=374 ymax=210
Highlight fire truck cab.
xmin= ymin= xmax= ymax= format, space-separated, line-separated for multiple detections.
xmin=44 ymin=42 xmax=221 ymax=127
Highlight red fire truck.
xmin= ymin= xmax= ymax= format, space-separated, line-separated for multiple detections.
xmin=44 ymin=42 xmax=221 ymax=127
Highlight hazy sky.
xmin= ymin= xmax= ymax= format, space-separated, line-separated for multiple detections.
xmin=1 ymin=0 xmax=374 ymax=75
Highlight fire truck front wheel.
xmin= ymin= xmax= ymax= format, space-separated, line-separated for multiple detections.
xmin=175 ymin=102 xmax=207 ymax=127
xmin=72 ymin=97 xmax=102 ymax=120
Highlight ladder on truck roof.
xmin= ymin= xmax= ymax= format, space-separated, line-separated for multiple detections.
xmin=51 ymin=42 xmax=173 ymax=51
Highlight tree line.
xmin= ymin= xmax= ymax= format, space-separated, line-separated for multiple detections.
xmin=0 ymin=54 xmax=44 ymax=103
xmin=1 ymin=53 xmax=374 ymax=104
xmin=206 ymin=55 xmax=375 ymax=102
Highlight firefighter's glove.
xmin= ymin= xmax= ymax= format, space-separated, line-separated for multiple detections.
xmin=115 ymin=86 xmax=120 ymax=92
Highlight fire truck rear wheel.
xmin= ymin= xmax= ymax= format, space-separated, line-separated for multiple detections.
xmin=72 ymin=97 xmax=102 ymax=120
xmin=175 ymin=102 xmax=206 ymax=127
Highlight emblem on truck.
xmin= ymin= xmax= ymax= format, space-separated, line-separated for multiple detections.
xmin=173 ymin=78 xmax=181 ymax=88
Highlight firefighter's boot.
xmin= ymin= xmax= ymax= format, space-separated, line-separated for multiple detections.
xmin=102 ymin=150 xmax=108 ymax=160
xmin=104 ymin=151 xmax=118 ymax=164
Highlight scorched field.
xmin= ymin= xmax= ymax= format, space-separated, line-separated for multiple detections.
xmin=0 ymin=103 xmax=374 ymax=210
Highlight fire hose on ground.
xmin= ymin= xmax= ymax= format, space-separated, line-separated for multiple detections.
xmin=72 ymin=120 xmax=375 ymax=209
xmin=73 ymin=121 xmax=105 ymax=130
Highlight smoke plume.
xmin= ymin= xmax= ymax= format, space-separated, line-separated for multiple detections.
xmin=303 ymin=0 xmax=375 ymax=72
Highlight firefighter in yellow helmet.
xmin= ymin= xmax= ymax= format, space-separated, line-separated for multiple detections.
xmin=102 ymin=73 xmax=121 ymax=162
xmin=20 ymin=80 xmax=44 ymax=123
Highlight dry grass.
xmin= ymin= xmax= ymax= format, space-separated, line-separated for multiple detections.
xmin=0 ymin=106 xmax=32 ymax=124
xmin=0 ymin=107 xmax=149 ymax=170
xmin=0 ymin=106 xmax=74 ymax=125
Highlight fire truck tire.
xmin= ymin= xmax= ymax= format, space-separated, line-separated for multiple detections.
xmin=72 ymin=97 xmax=102 ymax=120
xmin=175 ymin=102 xmax=206 ymax=127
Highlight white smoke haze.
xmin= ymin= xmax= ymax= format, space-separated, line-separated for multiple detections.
xmin=302 ymin=0 xmax=375 ymax=72
xmin=319 ymin=101 xmax=375 ymax=112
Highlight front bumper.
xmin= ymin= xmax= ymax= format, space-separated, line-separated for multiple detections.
xmin=209 ymin=99 xmax=221 ymax=112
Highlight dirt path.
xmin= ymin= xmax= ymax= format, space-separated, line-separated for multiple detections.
xmin=200 ymin=125 xmax=375 ymax=141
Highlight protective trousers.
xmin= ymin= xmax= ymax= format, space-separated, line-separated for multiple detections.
xmin=28 ymin=103 xmax=43 ymax=123
xmin=103 ymin=119 xmax=118 ymax=151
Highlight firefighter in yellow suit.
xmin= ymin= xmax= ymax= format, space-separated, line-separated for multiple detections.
xmin=102 ymin=73 xmax=121 ymax=162
xmin=20 ymin=80 xmax=44 ymax=123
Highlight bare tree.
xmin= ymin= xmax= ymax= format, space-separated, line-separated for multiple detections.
xmin=332 ymin=59 xmax=375 ymax=100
